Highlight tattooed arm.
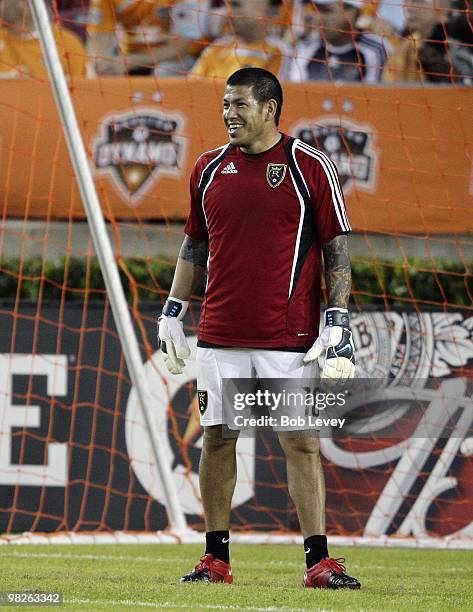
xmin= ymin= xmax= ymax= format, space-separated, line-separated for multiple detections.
xmin=321 ymin=235 xmax=352 ymax=308
xmin=157 ymin=235 xmax=208 ymax=374
xmin=169 ymin=235 xmax=208 ymax=300
xmin=303 ymin=234 xmax=354 ymax=379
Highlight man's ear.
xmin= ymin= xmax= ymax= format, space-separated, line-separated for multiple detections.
xmin=266 ymin=99 xmax=277 ymax=121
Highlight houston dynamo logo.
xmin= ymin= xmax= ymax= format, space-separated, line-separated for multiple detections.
xmin=293 ymin=117 xmax=378 ymax=194
xmin=93 ymin=109 xmax=186 ymax=203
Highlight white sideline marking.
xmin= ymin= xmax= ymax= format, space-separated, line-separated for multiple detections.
xmin=0 ymin=551 xmax=180 ymax=563
xmin=66 ymin=600 xmax=314 ymax=611
xmin=3 ymin=532 xmax=473 ymax=551
xmin=2 ymin=532 xmax=473 ymax=549
xmin=0 ymin=551 xmax=470 ymax=573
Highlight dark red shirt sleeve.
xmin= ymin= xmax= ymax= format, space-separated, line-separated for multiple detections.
xmin=309 ymin=155 xmax=351 ymax=244
xmin=184 ymin=160 xmax=208 ymax=241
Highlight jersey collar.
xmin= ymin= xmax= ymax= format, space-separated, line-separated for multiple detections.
xmin=237 ymin=133 xmax=285 ymax=159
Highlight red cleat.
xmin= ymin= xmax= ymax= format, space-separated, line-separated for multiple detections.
xmin=180 ymin=553 xmax=233 ymax=584
xmin=303 ymin=557 xmax=361 ymax=589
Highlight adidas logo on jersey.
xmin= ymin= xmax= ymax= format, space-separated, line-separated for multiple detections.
xmin=221 ymin=162 xmax=238 ymax=174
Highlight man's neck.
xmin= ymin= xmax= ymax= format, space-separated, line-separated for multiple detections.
xmin=236 ymin=23 xmax=266 ymax=45
xmin=239 ymin=131 xmax=281 ymax=155
xmin=325 ymin=33 xmax=354 ymax=48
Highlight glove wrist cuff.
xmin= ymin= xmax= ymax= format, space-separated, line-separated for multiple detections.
xmin=162 ymin=298 xmax=189 ymax=321
xmin=324 ymin=307 xmax=350 ymax=328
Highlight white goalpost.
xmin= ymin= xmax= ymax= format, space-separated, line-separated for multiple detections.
xmin=27 ymin=0 xmax=188 ymax=535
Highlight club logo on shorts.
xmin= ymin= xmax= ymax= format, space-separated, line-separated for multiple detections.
xmin=93 ymin=108 xmax=186 ymax=204
xmin=266 ymin=163 xmax=287 ymax=188
xmin=291 ymin=116 xmax=378 ymax=194
xmin=197 ymin=390 xmax=208 ymax=415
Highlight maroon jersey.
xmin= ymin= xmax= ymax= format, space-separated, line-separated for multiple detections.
xmin=185 ymin=134 xmax=350 ymax=349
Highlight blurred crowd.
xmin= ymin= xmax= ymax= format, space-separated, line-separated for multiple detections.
xmin=0 ymin=0 xmax=471 ymax=84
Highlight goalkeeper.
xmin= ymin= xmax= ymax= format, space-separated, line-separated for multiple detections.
xmin=158 ymin=68 xmax=360 ymax=590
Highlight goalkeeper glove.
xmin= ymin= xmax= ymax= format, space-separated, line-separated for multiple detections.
xmin=303 ymin=307 xmax=355 ymax=384
xmin=157 ymin=298 xmax=191 ymax=375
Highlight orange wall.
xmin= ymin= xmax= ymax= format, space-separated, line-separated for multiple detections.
xmin=0 ymin=78 xmax=471 ymax=233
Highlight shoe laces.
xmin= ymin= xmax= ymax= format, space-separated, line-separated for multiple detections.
xmin=195 ymin=554 xmax=212 ymax=571
xmin=322 ymin=557 xmax=346 ymax=574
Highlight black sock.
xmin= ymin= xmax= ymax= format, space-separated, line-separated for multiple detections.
xmin=304 ymin=534 xmax=329 ymax=568
xmin=205 ymin=530 xmax=230 ymax=563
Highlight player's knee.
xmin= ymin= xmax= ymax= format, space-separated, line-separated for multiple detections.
xmin=278 ymin=432 xmax=320 ymax=458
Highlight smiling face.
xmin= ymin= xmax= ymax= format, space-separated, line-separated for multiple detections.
xmin=222 ymin=84 xmax=278 ymax=153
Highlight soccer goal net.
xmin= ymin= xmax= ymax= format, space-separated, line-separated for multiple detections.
xmin=0 ymin=0 xmax=472 ymax=548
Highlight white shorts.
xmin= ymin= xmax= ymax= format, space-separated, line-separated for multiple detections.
xmin=196 ymin=347 xmax=317 ymax=429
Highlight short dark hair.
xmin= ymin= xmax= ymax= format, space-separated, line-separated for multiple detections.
xmin=226 ymin=68 xmax=283 ymax=126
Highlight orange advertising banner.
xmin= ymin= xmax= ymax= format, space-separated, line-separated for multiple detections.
xmin=0 ymin=77 xmax=471 ymax=233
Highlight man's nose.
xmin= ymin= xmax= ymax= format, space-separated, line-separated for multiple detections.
xmin=225 ymin=105 xmax=238 ymax=118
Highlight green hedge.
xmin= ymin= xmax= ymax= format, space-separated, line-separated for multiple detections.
xmin=0 ymin=257 xmax=471 ymax=307
xmin=0 ymin=257 xmax=175 ymax=303
xmin=350 ymin=258 xmax=471 ymax=306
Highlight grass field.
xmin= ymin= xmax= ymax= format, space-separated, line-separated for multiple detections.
xmin=1 ymin=543 xmax=472 ymax=611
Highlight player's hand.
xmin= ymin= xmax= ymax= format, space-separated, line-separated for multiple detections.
xmin=157 ymin=298 xmax=190 ymax=375
xmin=303 ymin=307 xmax=355 ymax=385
